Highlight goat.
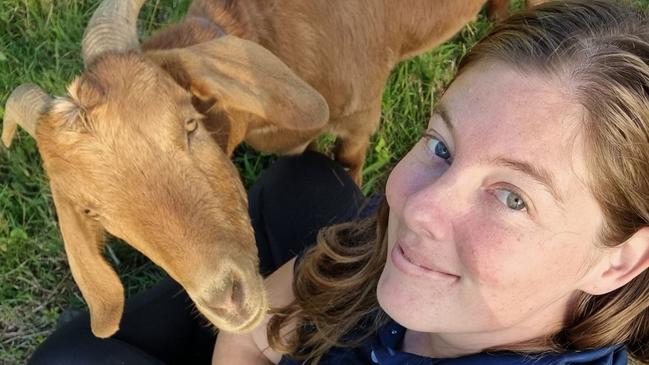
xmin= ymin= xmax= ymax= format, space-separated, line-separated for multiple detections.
xmin=2 ymin=1 xmax=328 ymax=338
xmin=2 ymin=0 xmax=489 ymax=337
xmin=487 ymin=0 xmax=548 ymax=21
xmin=140 ymin=0 xmax=490 ymax=184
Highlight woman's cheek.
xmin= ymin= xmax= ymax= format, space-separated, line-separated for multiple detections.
xmin=455 ymin=215 xmax=521 ymax=288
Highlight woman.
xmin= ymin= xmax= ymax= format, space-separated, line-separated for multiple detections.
xmin=214 ymin=1 xmax=649 ymax=364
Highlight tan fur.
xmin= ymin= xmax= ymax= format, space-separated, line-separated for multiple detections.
xmin=27 ymin=36 xmax=329 ymax=337
xmin=143 ymin=0 xmax=490 ymax=184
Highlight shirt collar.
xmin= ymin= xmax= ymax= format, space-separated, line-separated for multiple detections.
xmin=366 ymin=318 xmax=628 ymax=365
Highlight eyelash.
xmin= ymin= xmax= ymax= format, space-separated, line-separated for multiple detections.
xmin=186 ymin=119 xmax=200 ymax=147
xmin=422 ymin=132 xmax=529 ymax=213
xmin=489 ymin=186 xmax=529 ymax=214
xmin=423 ymin=132 xmax=453 ymax=165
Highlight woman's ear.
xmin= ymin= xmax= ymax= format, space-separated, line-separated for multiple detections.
xmin=580 ymin=227 xmax=649 ymax=295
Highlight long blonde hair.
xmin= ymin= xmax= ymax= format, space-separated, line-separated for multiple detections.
xmin=269 ymin=1 xmax=649 ymax=363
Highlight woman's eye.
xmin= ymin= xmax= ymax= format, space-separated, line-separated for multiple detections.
xmin=494 ymin=189 xmax=527 ymax=211
xmin=425 ymin=136 xmax=452 ymax=163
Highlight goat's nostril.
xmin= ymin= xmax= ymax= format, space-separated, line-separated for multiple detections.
xmin=210 ymin=274 xmax=246 ymax=315
xmin=230 ymin=279 xmax=244 ymax=307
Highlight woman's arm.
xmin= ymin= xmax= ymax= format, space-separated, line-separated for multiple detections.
xmin=212 ymin=257 xmax=297 ymax=364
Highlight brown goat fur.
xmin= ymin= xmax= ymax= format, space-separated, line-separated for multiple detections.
xmin=34 ymin=50 xmax=292 ymax=336
xmin=5 ymin=32 xmax=331 ymax=336
xmin=142 ymin=0 xmax=490 ymax=184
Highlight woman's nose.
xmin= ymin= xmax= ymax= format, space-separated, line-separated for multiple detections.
xmin=400 ymin=172 xmax=462 ymax=242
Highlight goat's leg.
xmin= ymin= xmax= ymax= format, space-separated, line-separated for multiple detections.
xmin=487 ymin=0 xmax=511 ymax=21
xmin=334 ymin=137 xmax=367 ymax=186
xmin=333 ymin=106 xmax=382 ymax=186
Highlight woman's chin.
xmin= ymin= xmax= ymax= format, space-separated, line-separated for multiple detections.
xmin=376 ymin=265 xmax=414 ymax=326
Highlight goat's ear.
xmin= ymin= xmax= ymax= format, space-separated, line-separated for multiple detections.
xmin=50 ymin=185 xmax=124 ymax=338
xmin=147 ymin=35 xmax=329 ymax=131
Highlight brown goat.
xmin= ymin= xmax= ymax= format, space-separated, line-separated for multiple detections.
xmin=487 ymin=0 xmax=548 ymax=21
xmin=140 ymin=0 xmax=490 ymax=184
xmin=2 ymin=0 xmax=489 ymax=337
xmin=2 ymin=2 xmax=328 ymax=338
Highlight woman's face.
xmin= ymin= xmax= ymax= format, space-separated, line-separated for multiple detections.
xmin=378 ymin=61 xmax=606 ymax=350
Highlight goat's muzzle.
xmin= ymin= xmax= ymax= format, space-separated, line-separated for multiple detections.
xmin=189 ymin=261 xmax=267 ymax=333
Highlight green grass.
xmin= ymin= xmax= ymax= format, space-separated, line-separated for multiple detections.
xmin=5 ymin=1 xmax=647 ymax=364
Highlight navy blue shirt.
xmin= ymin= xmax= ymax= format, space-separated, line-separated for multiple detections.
xmin=278 ymin=317 xmax=627 ymax=364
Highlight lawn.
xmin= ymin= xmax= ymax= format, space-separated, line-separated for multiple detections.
xmin=1 ymin=1 xmax=647 ymax=364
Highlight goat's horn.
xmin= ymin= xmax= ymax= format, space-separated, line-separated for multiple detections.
xmin=81 ymin=0 xmax=147 ymax=67
xmin=2 ymin=84 xmax=52 ymax=148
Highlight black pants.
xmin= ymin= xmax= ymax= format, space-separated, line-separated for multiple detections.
xmin=29 ymin=151 xmax=366 ymax=365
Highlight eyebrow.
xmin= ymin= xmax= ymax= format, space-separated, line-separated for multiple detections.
xmin=430 ymin=103 xmax=565 ymax=205
xmin=489 ymin=157 xmax=565 ymax=205
xmin=432 ymin=104 xmax=455 ymax=138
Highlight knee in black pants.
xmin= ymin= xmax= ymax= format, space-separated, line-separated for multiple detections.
xmin=249 ymin=150 xmax=365 ymax=275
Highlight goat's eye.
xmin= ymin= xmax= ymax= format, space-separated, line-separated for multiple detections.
xmin=82 ymin=208 xmax=99 ymax=219
xmin=186 ymin=119 xmax=199 ymax=133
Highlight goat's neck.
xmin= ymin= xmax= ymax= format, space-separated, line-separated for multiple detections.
xmin=141 ymin=18 xmax=224 ymax=50
xmin=142 ymin=0 xmax=263 ymax=51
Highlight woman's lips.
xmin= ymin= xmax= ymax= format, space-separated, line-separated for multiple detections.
xmin=391 ymin=242 xmax=459 ymax=281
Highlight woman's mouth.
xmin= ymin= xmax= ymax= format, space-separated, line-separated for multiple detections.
xmin=391 ymin=242 xmax=460 ymax=281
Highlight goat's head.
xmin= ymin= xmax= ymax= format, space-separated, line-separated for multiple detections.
xmin=2 ymin=0 xmax=328 ymax=338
